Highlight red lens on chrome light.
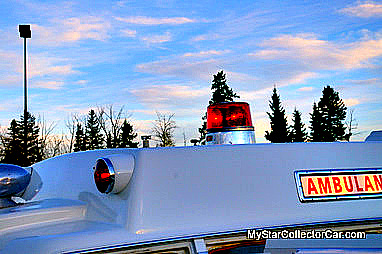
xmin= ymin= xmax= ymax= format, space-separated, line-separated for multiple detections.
xmin=94 ymin=158 xmax=115 ymax=194
xmin=207 ymin=102 xmax=253 ymax=130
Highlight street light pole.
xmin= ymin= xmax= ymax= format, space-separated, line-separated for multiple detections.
xmin=19 ymin=25 xmax=31 ymax=162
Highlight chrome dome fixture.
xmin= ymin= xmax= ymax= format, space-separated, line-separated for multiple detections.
xmin=0 ymin=164 xmax=42 ymax=208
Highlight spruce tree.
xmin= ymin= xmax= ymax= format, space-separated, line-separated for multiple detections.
xmin=265 ymin=88 xmax=290 ymax=143
xmin=318 ymin=86 xmax=347 ymax=141
xmin=119 ymin=120 xmax=138 ymax=148
xmin=73 ymin=123 xmax=87 ymax=152
xmin=85 ymin=110 xmax=104 ymax=150
xmin=209 ymin=70 xmax=239 ymax=105
xmin=290 ymin=108 xmax=307 ymax=142
xmin=309 ymin=102 xmax=325 ymax=141
xmin=199 ymin=70 xmax=239 ymax=144
xmin=2 ymin=120 xmax=23 ymax=165
xmin=2 ymin=112 xmax=42 ymax=166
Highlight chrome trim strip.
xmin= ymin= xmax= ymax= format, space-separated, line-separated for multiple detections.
xmin=294 ymin=168 xmax=382 ymax=203
xmin=207 ymin=126 xmax=254 ymax=133
xmin=206 ymin=130 xmax=255 ymax=145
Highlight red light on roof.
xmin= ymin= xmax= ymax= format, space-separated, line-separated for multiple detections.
xmin=207 ymin=102 xmax=253 ymax=130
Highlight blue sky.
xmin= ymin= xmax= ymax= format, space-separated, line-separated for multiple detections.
xmin=1 ymin=0 xmax=382 ymax=145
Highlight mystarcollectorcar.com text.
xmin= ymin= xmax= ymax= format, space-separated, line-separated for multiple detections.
xmin=247 ymin=229 xmax=366 ymax=240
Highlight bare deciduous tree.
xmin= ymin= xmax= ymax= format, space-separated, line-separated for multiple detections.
xmin=38 ymin=115 xmax=57 ymax=159
xmin=345 ymin=108 xmax=361 ymax=141
xmin=152 ymin=112 xmax=176 ymax=147
xmin=97 ymin=105 xmax=127 ymax=148
xmin=0 ymin=125 xmax=6 ymax=161
xmin=65 ymin=114 xmax=80 ymax=153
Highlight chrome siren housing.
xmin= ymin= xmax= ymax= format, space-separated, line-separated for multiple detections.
xmin=0 ymin=164 xmax=31 ymax=208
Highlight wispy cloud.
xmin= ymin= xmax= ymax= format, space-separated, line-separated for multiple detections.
xmin=344 ymin=98 xmax=361 ymax=107
xmin=340 ymin=1 xmax=382 ymax=18
xmin=183 ymin=50 xmax=231 ymax=57
xmin=32 ymin=16 xmax=111 ymax=46
xmin=279 ymin=72 xmax=318 ymax=86
xmin=33 ymin=81 xmax=64 ymax=90
xmin=250 ymin=33 xmax=382 ymax=70
xmin=345 ymin=78 xmax=380 ymax=85
xmin=115 ymin=16 xmax=195 ymax=25
xmin=121 ymin=29 xmax=137 ymax=38
xmin=141 ymin=32 xmax=172 ymax=44
xmin=298 ymin=86 xmax=314 ymax=92
xmin=75 ymin=80 xmax=88 ymax=85
xmin=136 ymin=57 xmax=219 ymax=80
xmin=29 ymin=54 xmax=78 ymax=78
xmin=131 ymin=84 xmax=209 ymax=106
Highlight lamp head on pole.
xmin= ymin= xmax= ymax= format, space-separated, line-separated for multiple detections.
xmin=19 ymin=25 xmax=31 ymax=38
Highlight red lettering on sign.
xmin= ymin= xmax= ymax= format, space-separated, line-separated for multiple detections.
xmin=364 ymin=176 xmax=375 ymax=192
xmin=374 ymin=175 xmax=382 ymax=191
xmin=343 ymin=176 xmax=353 ymax=192
xmin=307 ymin=178 xmax=318 ymax=195
xmin=317 ymin=177 xmax=332 ymax=194
xmin=332 ymin=177 xmax=342 ymax=193
xmin=354 ymin=176 xmax=364 ymax=192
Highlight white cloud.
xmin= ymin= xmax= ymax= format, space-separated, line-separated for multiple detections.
xmin=344 ymin=98 xmax=361 ymax=107
xmin=136 ymin=58 xmax=219 ymax=80
xmin=131 ymin=84 xmax=209 ymax=105
xmin=29 ymin=54 xmax=78 ymax=78
xmin=75 ymin=80 xmax=88 ymax=85
xmin=0 ymin=50 xmax=76 ymax=88
xmin=115 ymin=16 xmax=194 ymax=25
xmin=32 ymin=16 xmax=111 ymax=46
xmin=279 ymin=72 xmax=318 ymax=86
xmin=340 ymin=2 xmax=382 ymax=18
xmin=33 ymin=81 xmax=64 ymax=90
xmin=253 ymin=117 xmax=271 ymax=143
xmin=141 ymin=32 xmax=172 ymax=44
xmin=183 ymin=50 xmax=231 ymax=57
xmin=121 ymin=29 xmax=137 ymax=38
xmin=298 ymin=86 xmax=314 ymax=92
xmin=240 ymin=87 xmax=273 ymax=101
xmin=250 ymin=33 xmax=382 ymax=70
xmin=345 ymin=78 xmax=380 ymax=85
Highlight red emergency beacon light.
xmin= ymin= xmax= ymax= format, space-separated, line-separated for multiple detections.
xmin=94 ymin=154 xmax=135 ymax=194
xmin=206 ymin=102 xmax=255 ymax=145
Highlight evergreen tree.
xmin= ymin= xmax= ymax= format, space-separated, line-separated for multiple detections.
xmin=309 ymin=102 xmax=325 ymax=141
xmin=85 ymin=109 xmax=104 ymax=150
xmin=2 ymin=112 xmax=42 ymax=166
xmin=290 ymin=108 xmax=307 ymax=142
xmin=73 ymin=123 xmax=87 ymax=152
xmin=119 ymin=120 xmax=138 ymax=148
xmin=2 ymin=120 xmax=23 ymax=165
xmin=199 ymin=70 xmax=239 ymax=144
xmin=20 ymin=112 xmax=43 ymax=165
xmin=209 ymin=70 xmax=239 ymax=105
xmin=265 ymin=88 xmax=290 ymax=143
xmin=317 ymin=86 xmax=347 ymax=141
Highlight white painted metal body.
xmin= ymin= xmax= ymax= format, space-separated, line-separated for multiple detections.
xmin=1 ymin=141 xmax=382 ymax=253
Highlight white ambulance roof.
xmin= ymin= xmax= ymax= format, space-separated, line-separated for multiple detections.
xmin=1 ymin=141 xmax=382 ymax=253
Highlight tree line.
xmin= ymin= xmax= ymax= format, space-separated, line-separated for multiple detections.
xmin=0 ymin=70 xmax=358 ymax=166
xmin=0 ymin=105 xmax=179 ymax=166
xmin=265 ymin=86 xmax=354 ymax=143
xmin=0 ymin=106 xmax=139 ymax=166
xmin=197 ymin=70 xmax=356 ymax=144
